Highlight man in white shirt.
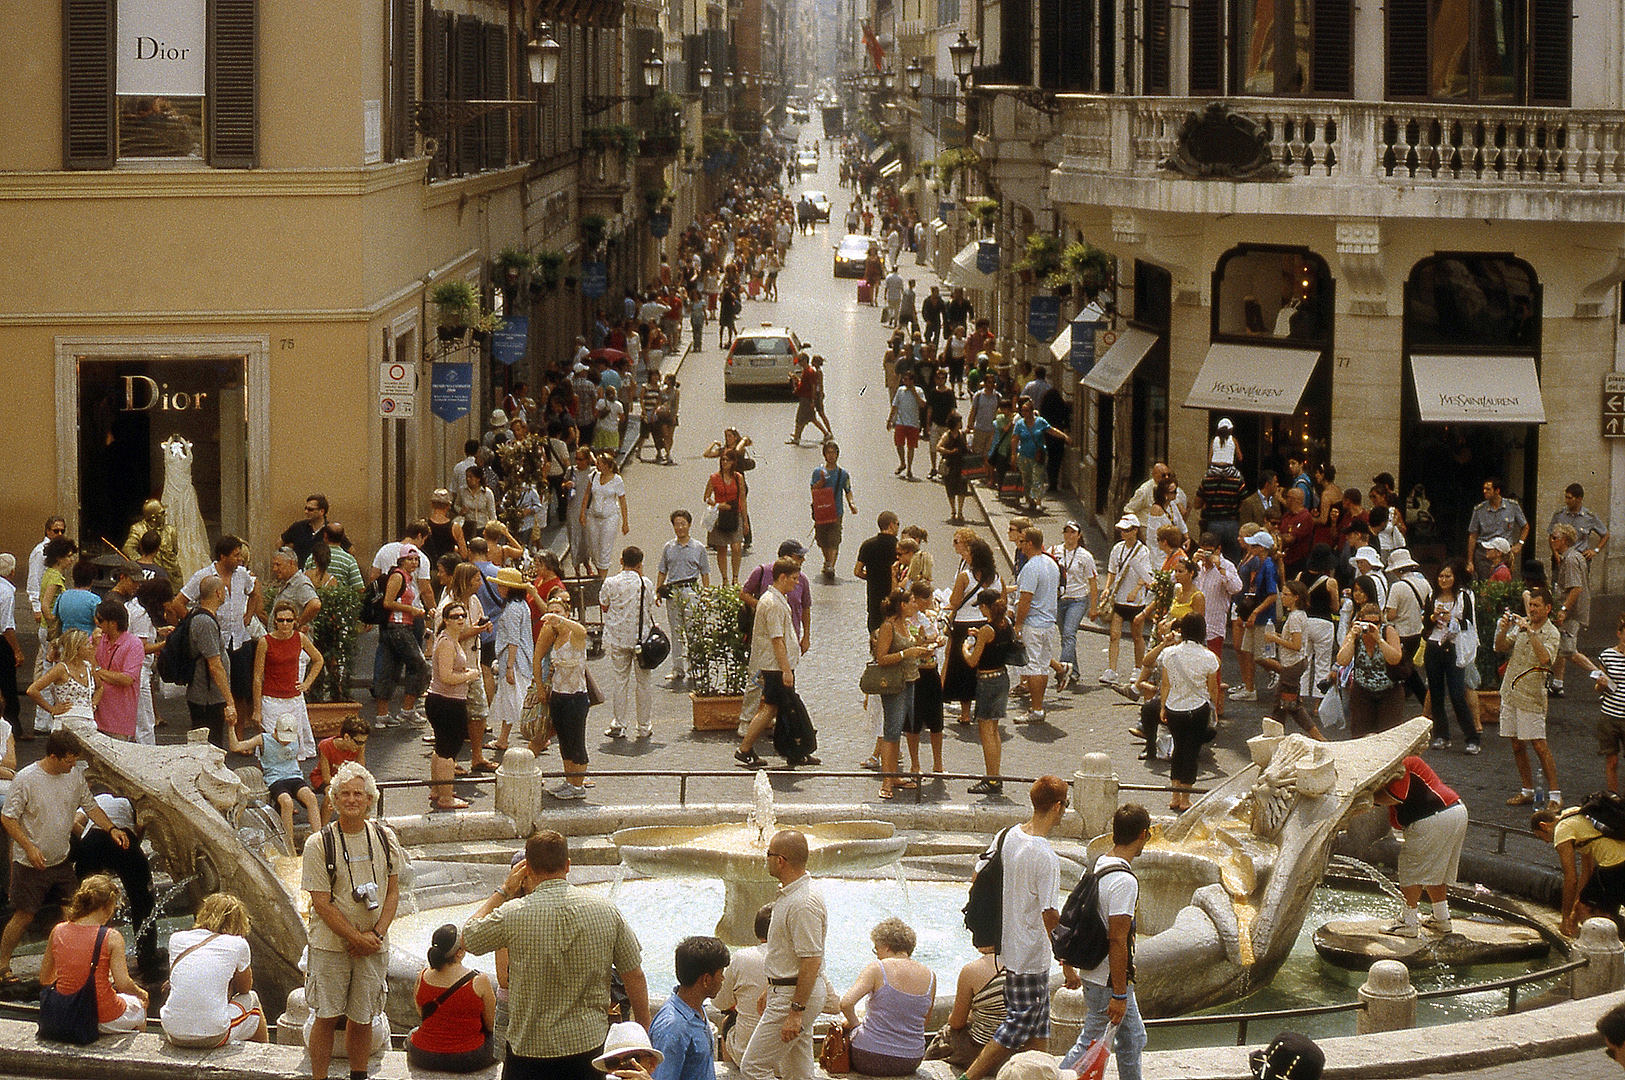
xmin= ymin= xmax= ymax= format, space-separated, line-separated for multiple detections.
xmin=600 ymin=546 xmax=656 ymax=740
xmin=963 ymin=777 xmax=1068 ymax=1080
xmin=1122 ymin=464 xmax=1171 ymax=528
xmin=656 ymin=511 xmax=712 ymax=683
xmin=713 ymin=903 xmax=839 ymax=1064
xmin=1059 ymin=804 xmax=1151 ymax=1080
xmin=735 ymin=559 xmax=819 ymax=769
xmin=1051 ymin=522 xmax=1100 ymax=687
xmin=25 ymin=516 xmax=65 ymax=683
xmin=738 ymin=831 xmax=827 ymax=1080
xmin=1012 ymin=529 xmax=1062 ymax=723
xmin=1383 ymin=548 xmax=1431 ymax=705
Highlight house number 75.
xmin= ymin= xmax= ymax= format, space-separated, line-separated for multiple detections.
xmin=280 ymin=338 xmax=296 ymax=350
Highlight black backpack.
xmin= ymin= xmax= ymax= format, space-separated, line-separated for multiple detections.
xmin=360 ymin=569 xmax=403 ymax=625
xmin=1051 ymin=862 xmax=1135 ymax=970
xmin=155 ymin=608 xmax=216 ymax=686
xmin=1579 ymin=791 xmax=1625 ymax=840
xmin=963 ymin=827 xmax=1014 ymax=951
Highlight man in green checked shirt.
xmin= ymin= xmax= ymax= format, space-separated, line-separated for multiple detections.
xmin=464 ymin=830 xmax=649 ymax=1079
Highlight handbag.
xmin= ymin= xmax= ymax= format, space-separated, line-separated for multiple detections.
xmin=635 ymin=582 xmax=671 ymax=670
xmin=1454 ymin=593 xmax=1479 ymax=670
xmin=819 ymin=1022 xmax=852 ymax=1074
xmin=860 ymin=661 xmax=906 ymax=695
xmin=39 ymin=925 xmax=109 ymax=1045
xmin=585 ymin=668 xmax=605 ymax=707
xmin=420 ymin=970 xmax=478 ymax=1020
xmin=700 ymin=504 xmax=720 ymax=534
xmin=1002 ymin=635 xmax=1029 ymax=669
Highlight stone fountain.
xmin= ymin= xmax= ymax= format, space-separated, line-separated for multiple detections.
xmin=611 ymin=771 xmax=910 ymax=944
xmin=1090 ymin=716 xmax=1432 ymax=1017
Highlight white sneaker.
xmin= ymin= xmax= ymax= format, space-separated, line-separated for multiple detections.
xmin=1099 ymin=669 xmax=1120 ymax=685
xmin=1227 ymin=687 xmax=1257 ymax=701
xmin=604 ymin=726 xmax=626 ymax=740
xmin=635 ymin=728 xmax=653 ymax=740
xmin=550 ymin=782 xmax=588 ymax=800
xmin=1425 ymin=917 xmax=1453 ymax=934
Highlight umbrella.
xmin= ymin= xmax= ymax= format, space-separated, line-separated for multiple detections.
xmin=588 ymin=347 xmax=628 ymax=364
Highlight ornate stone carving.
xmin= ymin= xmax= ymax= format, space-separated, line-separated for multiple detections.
xmin=1336 ymin=217 xmax=1387 ymax=305
xmin=1161 ymin=103 xmax=1290 ymax=181
xmin=1111 ymin=210 xmax=1145 ymax=245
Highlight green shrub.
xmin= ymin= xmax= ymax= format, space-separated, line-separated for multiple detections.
xmin=679 ymin=585 xmax=750 ymax=697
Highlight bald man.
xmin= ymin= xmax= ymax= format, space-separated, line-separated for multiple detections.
xmin=739 ymin=830 xmax=826 ymax=1080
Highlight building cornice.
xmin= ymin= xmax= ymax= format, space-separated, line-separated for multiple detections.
xmin=0 ymin=158 xmax=429 ymax=201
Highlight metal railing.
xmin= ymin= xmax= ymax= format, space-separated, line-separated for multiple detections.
xmin=372 ymin=770 xmax=1206 ymax=815
xmin=1467 ymin=817 xmax=1550 ymax=856
xmin=1138 ymin=957 xmax=1588 ymax=1045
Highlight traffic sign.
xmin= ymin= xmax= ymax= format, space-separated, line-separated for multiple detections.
xmin=379 ymin=360 xmax=417 ymax=419
xmin=1604 ymin=374 xmax=1625 ymax=438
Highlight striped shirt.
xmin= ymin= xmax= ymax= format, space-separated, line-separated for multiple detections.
xmin=1600 ymin=647 xmax=1625 ymax=719
xmin=462 ymin=878 xmax=642 ymax=1059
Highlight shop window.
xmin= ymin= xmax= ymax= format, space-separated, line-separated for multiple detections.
xmin=1404 ymin=254 xmax=1539 ymax=350
xmin=1386 ymin=0 xmax=1570 ymax=104
xmin=1212 ymin=246 xmax=1332 ymax=344
xmin=1187 ymin=0 xmax=1351 ymax=96
xmin=64 ymin=0 xmax=257 ymax=169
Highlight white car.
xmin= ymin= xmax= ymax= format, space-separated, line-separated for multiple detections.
xmin=801 ymin=190 xmax=832 ymax=221
xmin=797 ymin=149 xmax=819 ymax=174
xmin=723 ymin=324 xmax=805 ymax=400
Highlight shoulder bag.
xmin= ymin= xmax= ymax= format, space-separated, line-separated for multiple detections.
xmin=420 ymin=970 xmax=478 ymax=1020
xmin=861 ymin=625 xmax=908 ymax=696
xmin=819 ymin=1022 xmax=852 ymax=1074
xmin=1453 ymin=591 xmax=1479 ymax=670
xmin=39 ymin=925 xmax=109 ymax=1045
xmin=635 ymin=580 xmax=671 ymax=670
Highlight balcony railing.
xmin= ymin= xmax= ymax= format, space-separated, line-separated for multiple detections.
xmin=1059 ymin=95 xmax=1625 ymax=186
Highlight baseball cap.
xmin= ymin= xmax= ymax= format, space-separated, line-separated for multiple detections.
xmin=1481 ymin=537 xmax=1511 ymax=554
xmin=1246 ymin=531 xmax=1275 ymax=549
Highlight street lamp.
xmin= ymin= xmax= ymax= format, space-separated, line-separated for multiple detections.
xmin=526 ymin=31 xmax=562 ymax=86
xmin=642 ymin=48 xmax=664 ymax=90
xmin=949 ymin=31 xmax=978 ymax=89
xmin=724 ymin=68 xmax=736 ymax=89
xmin=905 ymin=57 xmax=923 ymax=95
xmin=880 ymin=66 xmax=894 ymax=92
xmin=698 ymin=62 xmax=713 ymax=89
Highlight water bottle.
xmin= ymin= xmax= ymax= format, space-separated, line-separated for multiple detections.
xmin=1534 ymin=785 xmax=1548 ymax=808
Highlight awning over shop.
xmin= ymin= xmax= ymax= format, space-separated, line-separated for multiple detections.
xmin=899 ymin=175 xmax=920 ymax=195
xmin=1409 ymin=354 xmax=1546 ymax=423
xmin=867 ymin=142 xmax=893 ymax=164
xmin=948 ymin=240 xmax=996 ymax=291
xmin=1081 ymin=326 xmax=1159 ymax=394
xmin=879 ymin=158 xmax=903 ymax=178
xmin=1050 ymin=323 xmax=1072 ymax=363
xmin=1183 ymin=342 xmax=1321 ymax=415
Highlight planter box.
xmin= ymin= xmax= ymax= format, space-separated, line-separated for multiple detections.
xmin=690 ymin=693 xmax=743 ymax=731
xmin=306 ymin=700 xmax=361 ymax=740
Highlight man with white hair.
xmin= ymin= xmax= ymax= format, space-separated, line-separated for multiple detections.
xmin=302 ymin=763 xmax=402 ymax=1080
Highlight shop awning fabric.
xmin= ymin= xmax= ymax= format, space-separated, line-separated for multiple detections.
xmin=1050 ymin=323 xmax=1072 ymax=363
xmin=1082 ymin=325 xmax=1159 ymax=395
xmin=867 ymin=142 xmax=893 ymax=164
xmin=1183 ymin=342 xmax=1322 ymax=415
xmin=1409 ymin=354 xmax=1546 ymax=423
xmin=899 ymin=176 xmax=920 ymax=194
xmin=949 ymin=241 xmax=996 ymax=291
xmin=879 ymin=158 xmax=903 ymax=178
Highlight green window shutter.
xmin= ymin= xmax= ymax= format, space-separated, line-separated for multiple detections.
xmin=483 ymin=22 xmax=508 ymax=169
xmin=392 ymin=0 xmax=416 ymax=161
xmin=207 ymin=0 xmax=258 ymax=167
xmin=1143 ymin=0 xmax=1170 ymax=94
xmin=62 ymin=0 xmax=115 ymax=170
xmin=454 ymin=13 xmax=482 ymax=174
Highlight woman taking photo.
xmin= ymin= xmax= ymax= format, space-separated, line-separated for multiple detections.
xmin=407 ymin=924 xmax=496 ymax=1072
xmin=964 ymin=589 xmax=1016 ymax=796
xmin=838 ymin=918 xmax=936 ymax=1076
xmin=534 ymin=597 xmax=592 ymax=800
xmin=941 ymin=533 xmax=1001 ymax=728
xmin=1160 ymin=613 xmax=1221 ymax=812
xmin=871 ymin=589 xmax=932 ymax=800
xmin=425 ymin=602 xmax=481 ymax=811
xmin=39 ymin=875 xmax=147 ymax=1035
xmin=160 ymin=892 xmax=266 ymax=1047
xmin=581 ymin=452 xmax=629 ymax=578
xmin=705 ymin=450 xmax=749 ymax=586
xmin=1424 ymin=557 xmax=1481 ymax=753
xmin=1336 ymin=602 xmax=1406 ymax=736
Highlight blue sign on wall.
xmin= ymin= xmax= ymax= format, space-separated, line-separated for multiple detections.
xmin=1028 ymin=295 xmax=1060 ymax=342
xmin=938 ymin=201 xmax=954 ymax=222
xmin=1070 ymin=319 xmax=1106 ymax=375
xmin=649 ymin=212 xmax=671 ymax=238
xmin=429 ymin=361 xmax=473 ymax=423
xmin=976 ymin=241 xmax=1000 ymax=275
xmin=582 ymin=261 xmax=609 ymax=299
xmin=492 ymin=316 xmax=528 ymax=367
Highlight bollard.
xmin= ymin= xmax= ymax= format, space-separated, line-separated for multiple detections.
xmin=494 ymin=747 xmax=543 ymax=836
xmin=1073 ymin=752 xmax=1119 ymax=839
xmin=1048 ymin=984 xmax=1088 ymax=1056
xmin=1573 ymin=918 xmax=1625 ymax=998
xmin=1357 ymin=959 xmax=1417 ymax=1033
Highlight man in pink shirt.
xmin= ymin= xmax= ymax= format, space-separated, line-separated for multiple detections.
xmin=92 ymin=599 xmax=143 ymax=741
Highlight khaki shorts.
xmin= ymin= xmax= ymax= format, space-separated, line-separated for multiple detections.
xmin=307 ymin=945 xmax=388 ymax=1023
xmin=1499 ymin=698 xmax=1548 ymax=741
xmin=1559 ymin=617 xmax=1582 ymax=655
xmin=1598 ymin=714 xmax=1625 ymax=757
xmin=1239 ymin=621 xmax=1272 ymax=655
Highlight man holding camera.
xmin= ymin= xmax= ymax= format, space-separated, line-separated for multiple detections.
xmin=302 ymin=763 xmax=402 ymax=1080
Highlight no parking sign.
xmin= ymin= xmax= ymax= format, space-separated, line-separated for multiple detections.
xmin=379 ymin=360 xmax=417 ymax=419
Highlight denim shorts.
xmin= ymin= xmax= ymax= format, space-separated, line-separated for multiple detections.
xmin=974 ymin=670 xmax=1008 ymax=720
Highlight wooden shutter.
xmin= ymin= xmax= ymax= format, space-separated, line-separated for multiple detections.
xmin=1098 ymin=0 xmax=1116 ymax=92
xmin=1385 ymin=0 xmax=1428 ymax=99
xmin=1528 ymin=0 xmax=1570 ymax=104
xmin=455 ymin=14 xmax=482 ymax=174
xmin=207 ymin=0 xmax=258 ymax=167
xmin=1038 ymin=0 xmax=1061 ymax=88
xmin=1311 ymin=0 xmax=1352 ymax=94
xmin=62 ymin=0 xmax=115 ymax=169
xmin=1142 ymin=0 xmax=1170 ymax=94
xmin=391 ymin=0 xmax=416 ymax=160
xmin=1188 ymin=0 xmax=1221 ymax=94
xmin=423 ymin=8 xmax=450 ymax=176
xmin=999 ymin=0 xmax=1033 ymax=84
xmin=483 ymin=22 xmax=508 ymax=169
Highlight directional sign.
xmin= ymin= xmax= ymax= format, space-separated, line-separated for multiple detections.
xmin=430 ymin=361 xmax=473 ymax=422
xmin=378 ymin=360 xmax=416 ymax=419
xmin=1605 ymin=374 xmax=1625 ymax=438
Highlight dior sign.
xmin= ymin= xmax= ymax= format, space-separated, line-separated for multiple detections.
xmin=123 ymin=376 xmax=210 ymax=412
xmin=117 ymin=0 xmax=207 ymax=97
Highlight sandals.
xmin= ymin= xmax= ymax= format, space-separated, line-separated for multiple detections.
xmin=452 ymin=765 xmax=470 ymax=777
xmin=859 ymin=757 xmax=880 ymax=770
xmin=432 ymin=798 xmax=471 ymax=811
xmin=473 ymin=761 xmax=500 ymax=774
xmin=893 ymin=779 xmax=919 ymax=790
xmin=0 ymin=971 xmax=20 ymax=987
xmin=877 ymin=787 xmax=895 ymax=800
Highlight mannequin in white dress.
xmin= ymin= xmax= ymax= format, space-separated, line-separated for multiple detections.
xmin=162 ymin=436 xmax=211 ymax=581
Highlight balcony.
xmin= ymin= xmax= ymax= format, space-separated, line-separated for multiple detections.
xmin=1052 ymin=95 xmax=1625 ymax=223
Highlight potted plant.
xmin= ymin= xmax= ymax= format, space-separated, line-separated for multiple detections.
xmin=580 ymin=213 xmax=608 ymax=252
xmin=584 ymin=124 xmax=639 ymax=155
xmin=430 ymin=279 xmax=478 ymax=341
xmin=968 ymin=197 xmax=1000 ymax=231
xmin=1470 ymin=576 xmax=1525 ymax=721
xmin=1049 ymin=241 xmax=1113 ymax=301
xmin=535 ymin=250 xmax=568 ymax=291
xmin=1014 ymin=232 xmax=1064 ymax=286
xmin=304 ymin=577 xmax=362 ymax=737
xmin=495 ymin=246 xmax=534 ymax=286
xmin=680 ymin=585 xmax=750 ymax=729
xmin=469 ymin=310 xmax=504 ymax=348
xmin=934 ymin=146 xmax=981 ymax=197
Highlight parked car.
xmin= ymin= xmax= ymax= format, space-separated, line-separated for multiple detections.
xmin=833 ymin=234 xmax=873 ymax=278
xmin=801 ymin=190 xmax=832 ymax=221
xmin=723 ymin=324 xmax=806 ymax=400
xmin=797 ymin=149 xmax=819 ymax=173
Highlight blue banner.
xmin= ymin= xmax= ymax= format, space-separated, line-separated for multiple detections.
xmin=429 ymin=361 xmax=473 ymax=423
xmin=492 ymin=316 xmax=528 ymax=367
xmin=976 ymin=241 xmax=1000 ymax=276
xmin=582 ymin=261 xmax=608 ymax=299
xmin=1070 ymin=319 xmax=1106 ymax=376
xmin=938 ymin=201 xmax=954 ymax=223
xmin=649 ymin=212 xmax=671 ymax=238
xmin=1028 ymin=295 xmax=1060 ymax=342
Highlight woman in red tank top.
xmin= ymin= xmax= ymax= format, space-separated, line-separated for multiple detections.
xmin=407 ymin=924 xmax=495 ymax=1072
xmin=253 ymin=600 xmax=324 ymax=758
